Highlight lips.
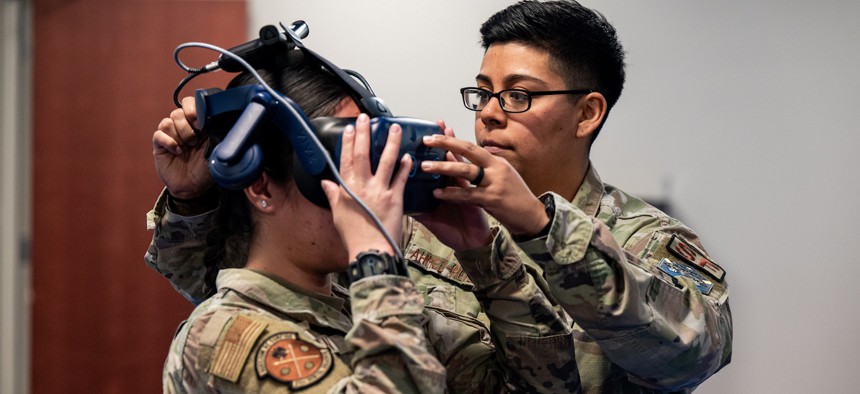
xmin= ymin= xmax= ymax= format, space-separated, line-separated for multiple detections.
xmin=479 ymin=139 xmax=511 ymax=155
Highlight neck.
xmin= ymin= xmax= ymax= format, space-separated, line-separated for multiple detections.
xmin=244 ymin=225 xmax=334 ymax=296
xmin=527 ymin=154 xmax=589 ymax=201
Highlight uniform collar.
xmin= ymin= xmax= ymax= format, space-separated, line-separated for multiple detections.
xmin=569 ymin=162 xmax=605 ymax=216
xmin=216 ymin=268 xmax=353 ymax=333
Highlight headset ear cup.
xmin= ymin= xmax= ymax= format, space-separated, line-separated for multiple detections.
xmin=289 ymin=117 xmax=351 ymax=209
xmin=292 ymin=153 xmax=331 ymax=209
xmin=208 ymin=143 xmax=263 ymax=190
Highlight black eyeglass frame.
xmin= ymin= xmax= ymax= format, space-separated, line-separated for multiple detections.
xmin=460 ymin=87 xmax=594 ymax=113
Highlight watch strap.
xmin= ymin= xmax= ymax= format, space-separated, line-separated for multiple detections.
xmin=347 ymin=250 xmax=409 ymax=284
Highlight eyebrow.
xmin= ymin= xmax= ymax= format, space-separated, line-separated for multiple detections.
xmin=475 ymin=73 xmax=548 ymax=87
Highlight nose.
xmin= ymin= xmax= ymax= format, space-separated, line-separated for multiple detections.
xmin=479 ymin=95 xmax=506 ymax=127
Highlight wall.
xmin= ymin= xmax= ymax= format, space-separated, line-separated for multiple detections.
xmin=27 ymin=0 xmax=246 ymax=392
xmin=249 ymin=1 xmax=860 ymax=392
xmin=1 ymin=1 xmax=32 ymax=393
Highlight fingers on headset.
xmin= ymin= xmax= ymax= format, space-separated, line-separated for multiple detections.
xmin=391 ymin=153 xmax=412 ymax=194
xmin=156 ymin=118 xmax=182 ymax=154
xmin=376 ymin=123 xmax=402 ymax=181
xmin=428 ymin=160 xmax=474 ymax=181
xmin=339 ymin=124 xmax=356 ymax=171
xmin=170 ymin=107 xmax=200 ymax=147
xmin=158 ymin=115 xmax=176 ymax=137
xmin=428 ymin=134 xmax=486 ymax=167
xmin=179 ymin=96 xmax=198 ymax=122
xmin=152 ymin=129 xmax=181 ymax=155
xmin=442 ymin=129 xmax=465 ymax=163
xmin=352 ymin=114 xmax=372 ymax=175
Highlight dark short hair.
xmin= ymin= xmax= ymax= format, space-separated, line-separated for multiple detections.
xmin=225 ymin=61 xmax=351 ymax=183
xmin=480 ymin=0 xmax=626 ymax=138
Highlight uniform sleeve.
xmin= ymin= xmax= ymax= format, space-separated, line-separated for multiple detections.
xmin=144 ymin=189 xmax=219 ymax=304
xmin=518 ymin=192 xmax=732 ymax=391
xmin=340 ymin=275 xmax=446 ymax=393
xmin=453 ymin=227 xmax=581 ymax=393
xmin=165 ymin=307 xmax=352 ymax=393
xmin=165 ymin=277 xmax=445 ymax=393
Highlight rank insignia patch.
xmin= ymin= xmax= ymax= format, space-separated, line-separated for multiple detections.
xmin=658 ymin=258 xmax=714 ymax=295
xmin=255 ymin=332 xmax=332 ymax=388
xmin=667 ymin=235 xmax=726 ymax=281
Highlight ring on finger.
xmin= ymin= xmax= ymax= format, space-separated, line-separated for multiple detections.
xmin=470 ymin=166 xmax=485 ymax=186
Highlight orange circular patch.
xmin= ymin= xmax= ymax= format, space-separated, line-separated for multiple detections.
xmin=256 ymin=332 xmax=332 ymax=388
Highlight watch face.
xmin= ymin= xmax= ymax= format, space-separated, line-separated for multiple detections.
xmin=358 ymin=253 xmax=386 ymax=275
xmin=358 ymin=253 xmax=383 ymax=265
xmin=349 ymin=250 xmax=406 ymax=283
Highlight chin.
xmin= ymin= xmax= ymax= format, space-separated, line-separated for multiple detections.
xmin=490 ymin=150 xmax=520 ymax=169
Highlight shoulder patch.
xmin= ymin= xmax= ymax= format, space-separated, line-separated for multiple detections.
xmin=658 ymin=258 xmax=714 ymax=295
xmin=209 ymin=315 xmax=268 ymax=382
xmin=255 ymin=332 xmax=333 ymax=389
xmin=667 ymin=235 xmax=726 ymax=282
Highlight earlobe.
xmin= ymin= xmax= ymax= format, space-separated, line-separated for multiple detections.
xmin=245 ymin=173 xmax=274 ymax=212
xmin=576 ymin=93 xmax=607 ymax=139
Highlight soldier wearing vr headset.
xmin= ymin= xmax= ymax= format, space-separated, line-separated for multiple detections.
xmin=159 ymin=62 xmax=453 ymax=392
xmin=149 ymin=1 xmax=731 ymax=392
xmin=154 ymin=14 xmax=577 ymax=394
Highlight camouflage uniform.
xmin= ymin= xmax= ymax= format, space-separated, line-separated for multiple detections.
xmin=148 ymin=194 xmax=579 ymax=392
xmin=398 ymin=165 xmax=732 ymax=392
xmin=163 ymin=268 xmax=446 ymax=393
xmin=147 ymin=164 xmax=731 ymax=393
xmin=520 ymin=166 xmax=732 ymax=392
xmin=146 ymin=196 xmax=215 ymax=304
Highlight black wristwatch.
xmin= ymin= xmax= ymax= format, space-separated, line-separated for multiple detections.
xmin=347 ymin=250 xmax=410 ymax=284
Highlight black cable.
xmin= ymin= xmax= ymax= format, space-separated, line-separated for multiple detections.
xmin=173 ymin=71 xmax=205 ymax=108
xmin=173 ymin=42 xmax=404 ymax=259
xmin=344 ymin=69 xmax=375 ymax=96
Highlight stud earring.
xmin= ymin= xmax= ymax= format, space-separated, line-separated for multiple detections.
xmin=260 ymin=200 xmax=268 ymax=208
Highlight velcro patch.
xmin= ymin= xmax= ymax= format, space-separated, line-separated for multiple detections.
xmin=256 ymin=332 xmax=333 ymax=389
xmin=658 ymin=258 xmax=714 ymax=295
xmin=209 ymin=315 xmax=268 ymax=382
xmin=667 ymin=235 xmax=725 ymax=282
xmin=404 ymin=245 xmax=472 ymax=285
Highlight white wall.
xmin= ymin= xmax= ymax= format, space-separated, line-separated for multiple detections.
xmin=250 ymin=0 xmax=492 ymax=138
xmin=248 ymin=1 xmax=860 ymax=392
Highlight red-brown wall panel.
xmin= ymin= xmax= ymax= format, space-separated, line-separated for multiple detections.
xmin=32 ymin=1 xmax=246 ymax=392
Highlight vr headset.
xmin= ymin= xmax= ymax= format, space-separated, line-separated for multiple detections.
xmin=183 ymin=22 xmax=447 ymax=214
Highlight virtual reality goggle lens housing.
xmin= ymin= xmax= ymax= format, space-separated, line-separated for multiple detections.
xmin=196 ymin=83 xmax=447 ymax=215
xmin=187 ymin=21 xmax=450 ymax=214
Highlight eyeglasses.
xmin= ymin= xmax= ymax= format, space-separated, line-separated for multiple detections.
xmin=460 ymin=87 xmax=593 ymax=113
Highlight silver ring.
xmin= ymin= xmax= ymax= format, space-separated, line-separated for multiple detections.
xmin=470 ymin=166 xmax=485 ymax=186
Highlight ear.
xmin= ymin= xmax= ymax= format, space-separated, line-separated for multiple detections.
xmin=244 ymin=172 xmax=275 ymax=213
xmin=575 ymin=92 xmax=607 ymax=140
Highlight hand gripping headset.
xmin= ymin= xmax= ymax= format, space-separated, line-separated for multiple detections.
xmin=186 ymin=21 xmax=448 ymax=214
